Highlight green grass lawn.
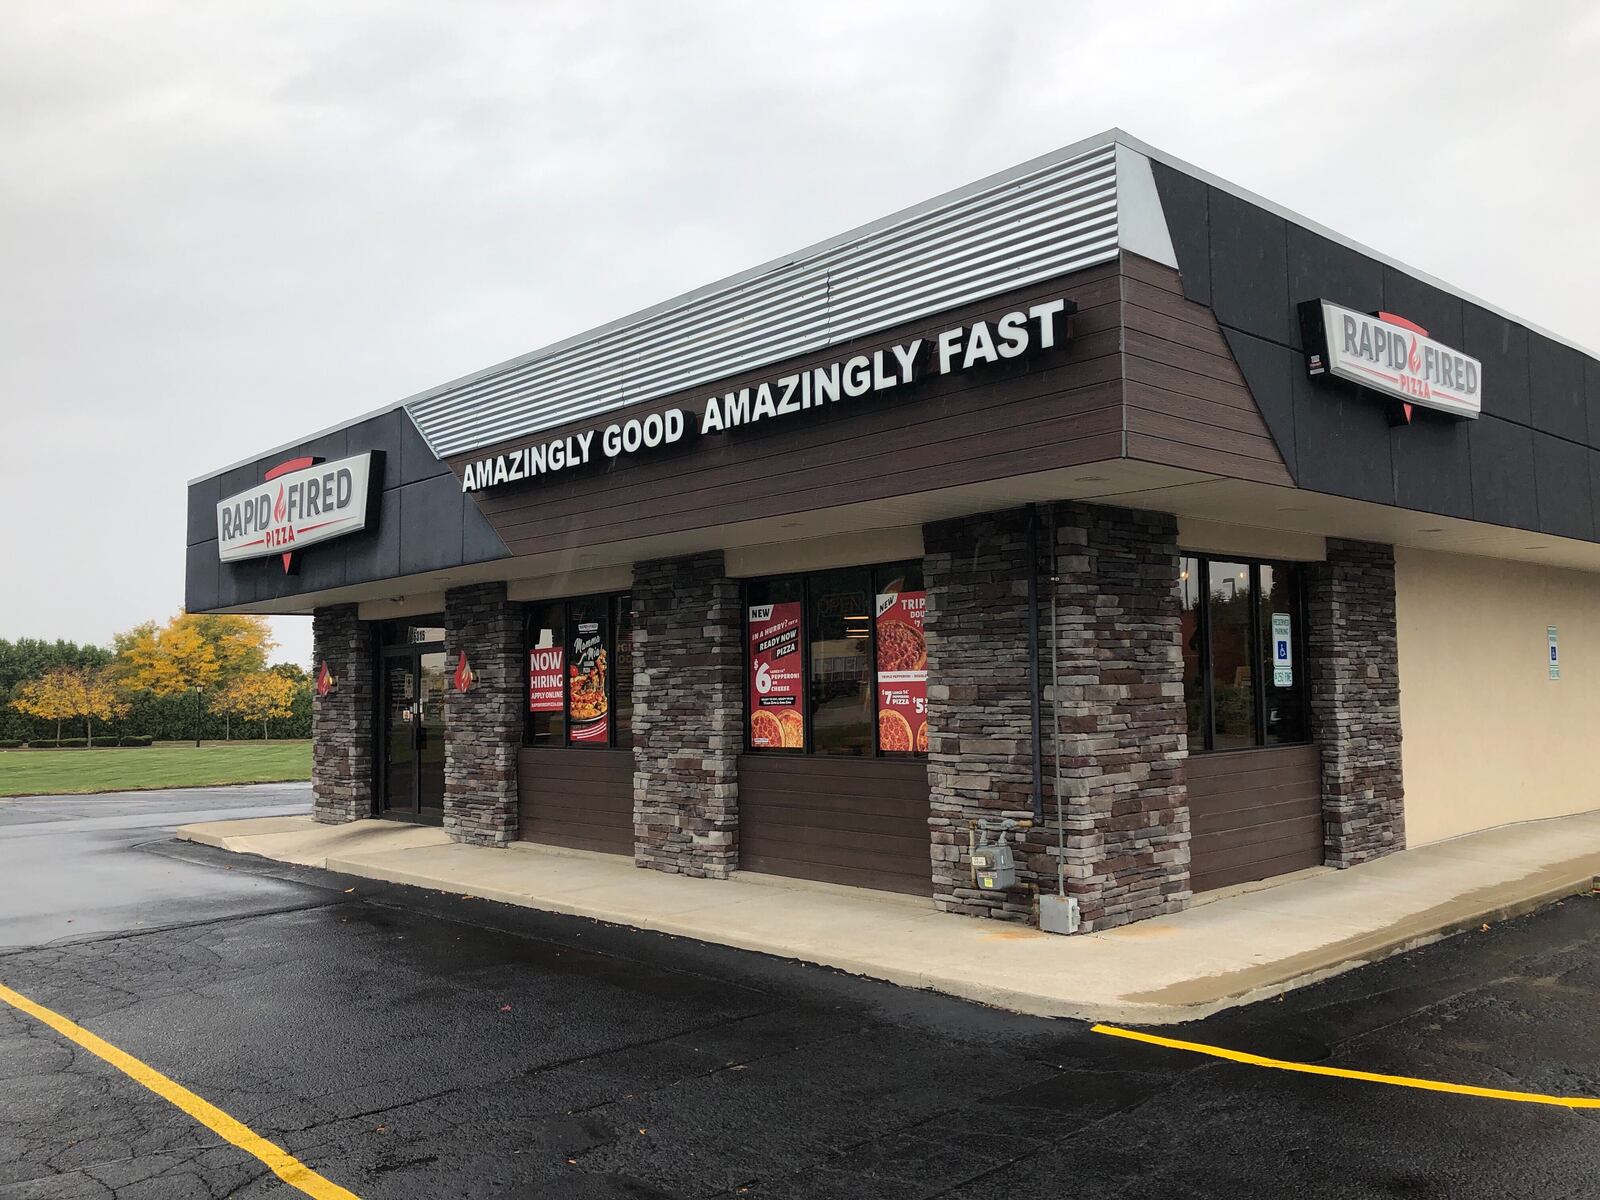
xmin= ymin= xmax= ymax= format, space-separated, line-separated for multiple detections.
xmin=0 ymin=741 xmax=311 ymax=797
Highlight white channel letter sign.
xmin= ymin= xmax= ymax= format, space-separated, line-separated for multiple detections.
xmin=459 ymin=297 xmax=1074 ymax=493
xmin=1301 ymin=300 xmax=1482 ymax=419
xmin=216 ymin=452 xmax=376 ymax=563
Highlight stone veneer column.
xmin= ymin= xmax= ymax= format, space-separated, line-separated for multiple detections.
xmin=1306 ymin=538 xmax=1404 ymax=867
xmin=923 ymin=504 xmax=1190 ymax=930
xmin=924 ymin=508 xmax=1044 ymax=920
xmin=1051 ymin=503 xmax=1189 ymax=931
xmin=310 ymin=604 xmax=374 ymax=824
xmin=630 ymin=552 xmax=742 ymax=878
xmin=442 ymin=582 xmax=523 ymax=846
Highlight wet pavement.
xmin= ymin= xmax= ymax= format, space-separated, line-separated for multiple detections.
xmin=1 ymin=787 xmax=1597 ymax=1198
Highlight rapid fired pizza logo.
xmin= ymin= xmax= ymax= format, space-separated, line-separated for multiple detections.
xmin=1301 ymin=300 xmax=1482 ymax=422
xmin=214 ymin=452 xmax=378 ymax=569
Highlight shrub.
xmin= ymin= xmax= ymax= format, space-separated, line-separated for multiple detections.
xmin=0 ymin=739 xmax=22 ymax=749
xmin=119 ymin=735 xmax=154 ymax=748
xmin=27 ymin=739 xmax=58 ymax=750
xmin=57 ymin=738 xmax=88 ymax=749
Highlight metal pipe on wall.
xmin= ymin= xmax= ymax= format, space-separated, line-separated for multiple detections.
xmin=1026 ymin=503 xmax=1044 ymax=824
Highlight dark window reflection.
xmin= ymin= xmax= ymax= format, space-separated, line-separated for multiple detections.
xmin=1260 ymin=565 xmax=1308 ymax=745
xmin=1208 ymin=562 xmax=1254 ymax=750
xmin=1179 ymin=555 xmax=1310 ymax=754
xmin=808 ymin=567 xmax=874 ymax=756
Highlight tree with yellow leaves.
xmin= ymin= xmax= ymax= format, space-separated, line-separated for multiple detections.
xmin=11 ymin=667 xmax=127 ymax=743
xmin=10 ymin=669 xmax=78 ymax=741
xmin=214 ymin=672 xmax=297 ymax=740
xmin=114 ymin=613 xmax=275 ymax=696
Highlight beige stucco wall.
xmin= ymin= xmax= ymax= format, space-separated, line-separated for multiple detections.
xmin=1397 ymin=545 xmax=1600 ymax=845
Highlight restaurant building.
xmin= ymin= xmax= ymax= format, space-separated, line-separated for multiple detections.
xmin=185 ymin=131 xmax=1600 ymax=931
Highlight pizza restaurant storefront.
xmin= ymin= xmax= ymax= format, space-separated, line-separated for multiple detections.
xmin=188 ymin=132 xmax=1600 ymax=933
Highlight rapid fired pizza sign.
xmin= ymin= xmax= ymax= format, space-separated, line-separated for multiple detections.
xmin=1300 ymin=300 xmax=1482 ymax=420
xmin=216 ymin=452 xmax=379 ymax=564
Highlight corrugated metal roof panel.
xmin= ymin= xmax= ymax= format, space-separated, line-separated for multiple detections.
xmin=407 ymin=141 xmax=1122 ymax=458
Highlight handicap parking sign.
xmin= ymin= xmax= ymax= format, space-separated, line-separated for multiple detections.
xmin=1271 ymin=613 xmax=1293 ymax=687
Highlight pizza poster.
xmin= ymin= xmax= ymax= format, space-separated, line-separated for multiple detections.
xmin=528 ymin=645 xmax=565 ymax=713
xmin=747 ymin=602 xmax=804 ymax=749
xmin=876 ymin=590 xmax=928 ymax=754
xmin=567 ymin=618 xmax=610 ymax=743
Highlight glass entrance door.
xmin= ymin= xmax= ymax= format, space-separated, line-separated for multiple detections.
xmin=379 ymin=621 xmax=448 ymax=824
xmin=415 ymin=650 xmax=446 ymax=821
xmin=382 ymin=657 xmax=420 ymax=816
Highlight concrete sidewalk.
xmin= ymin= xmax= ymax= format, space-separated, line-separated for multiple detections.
xmin=177 ymin=809 xmax=1600 ymax=1024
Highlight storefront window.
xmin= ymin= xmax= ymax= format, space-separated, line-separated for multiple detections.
xmin=745 ymin=562 xmax=927 ymax=757
xmin=1208 ymin=561 xmax=1254 ymax=750
xmin=809 ymin=567 xmax=875 ymax=756
xmin=746 ymin=577 xmax=805 ymax=751
xmin=523 ymin=594 xmax=630 ymax=749
xmin=1259 ymin=565 xmax=1309 ymax=745
xmin=1179 ymin=555 xmax=1309 ymax=753
xmin=526 ymin=602 xmax=566 ymax=746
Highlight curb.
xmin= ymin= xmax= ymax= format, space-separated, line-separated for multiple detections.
xmin=303 ymin=847 xmax=1598 ymax=1025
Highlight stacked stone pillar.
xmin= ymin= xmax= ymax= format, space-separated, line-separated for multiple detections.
xmin=923 ymin=503 xmax=1190 ymax=930
xmin=923 ymin=509 xmax=1043 ymax=919
xmin=1306 ymin=539 xmax=1404 ymax=866
xmin=310 ymin=604 xmax=374 ymax=824
xmin=1050 ymin=504 xmax=1189 ymax=930
xmin=630 ymin=552 xmax=743 ymax=877
xmin=442 ymin=582 xmax=523 ymax=846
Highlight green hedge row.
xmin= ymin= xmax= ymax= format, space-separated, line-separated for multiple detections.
xmin=0 ymin=736 xmax=154 ymax=750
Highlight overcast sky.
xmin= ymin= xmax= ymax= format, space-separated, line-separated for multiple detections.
xmin=3 ymin=1 xmax=1597 ymax=666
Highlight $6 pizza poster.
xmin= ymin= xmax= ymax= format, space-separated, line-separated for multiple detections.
xmin=748 ymin=602 xmax=805 ymax=749
xmin=876 ymin=590 xmax=928 ymax=754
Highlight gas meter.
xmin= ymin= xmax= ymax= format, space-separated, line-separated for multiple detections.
xmin=971 ymin=839 xmax=1018 ymax=892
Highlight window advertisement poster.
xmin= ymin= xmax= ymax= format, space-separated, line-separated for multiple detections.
xmin=567 ymin=618 xmax=610 ymax=743
xmin=748 ymin=602 xmax=805 ymax=748
xmin=875 ymin=589 xmax=928 ymax=753
xmin=1271 ymin=612 xmax=1294 ymax=688
xmin=528 ymin=642 xmax=565 ymax=714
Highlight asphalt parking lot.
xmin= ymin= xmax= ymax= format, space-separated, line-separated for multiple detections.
xmin=1 ymin=787 xmax=1598 ymax=1199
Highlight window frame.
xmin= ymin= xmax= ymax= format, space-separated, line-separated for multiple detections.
xmin=521 ymin=592 xmax=632 ymax=751
xmin=1182 ymin=553 xmax=1311 ymax=755
xmin=742 ymin=560 xmax=925 ymax=759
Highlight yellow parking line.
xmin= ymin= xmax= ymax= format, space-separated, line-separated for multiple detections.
xmin=0 ymin=981 xmax=360 ymax=1198
xmin=1092 ymin=1023 xmax=1600 ymax=1110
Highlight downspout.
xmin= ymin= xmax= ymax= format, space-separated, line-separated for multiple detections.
xmin=1027 ymin=503 xmax=1044 ymax=824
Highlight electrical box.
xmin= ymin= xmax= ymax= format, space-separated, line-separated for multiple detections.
xmin=971 ymin=842 xmax=1017 ymax=892
xmin=1039 ymin=894 xmax=1080 ymax=935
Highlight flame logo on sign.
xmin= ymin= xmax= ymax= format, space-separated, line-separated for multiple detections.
xmin=315 ymin=661 xmax=335 ymax=697
xmin=1407 ymin=336 xmax=1422 ymax=374
xmin=453 ymin=652 xmax=476 ymax=692
xmin=273 ymin=484 xmax=287 ymax=523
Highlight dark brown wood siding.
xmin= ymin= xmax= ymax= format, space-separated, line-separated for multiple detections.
xmin=738 ymin=755 xmax=930 ymax=895
xmin=455 ymin=265 xmax=1126 ymax=559
xmin=518 ymin=747 xmax=634 ymax=855
xmin=1187 ymin=745 xmax=1323 ymax=894
xmin=1119 ymin=254 xmax=1294 ymax=487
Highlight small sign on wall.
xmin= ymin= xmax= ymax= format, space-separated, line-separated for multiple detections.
xmin=1548 ymin=626 xmax=1560 ymax=681
xmin=1271 ymin=612 xmax=1294 ymax=688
